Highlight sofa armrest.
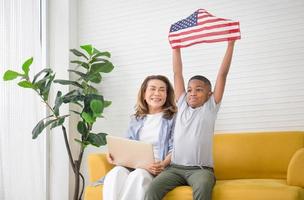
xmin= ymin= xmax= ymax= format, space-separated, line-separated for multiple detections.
xmin=287 ymin=148 xmax=304 ymax=188
xmin=87 ymin=153 xmax=114 ymax=183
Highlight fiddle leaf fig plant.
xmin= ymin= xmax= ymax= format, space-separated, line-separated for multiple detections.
xmin=3 ymin=44 xmax=114 ymax=200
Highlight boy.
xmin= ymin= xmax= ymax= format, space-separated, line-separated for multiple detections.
xmin=145 ymin=40 xmax=236 ymax=200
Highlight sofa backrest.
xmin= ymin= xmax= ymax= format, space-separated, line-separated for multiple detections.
xmin=213 ymin=131 xmax=304 ymax=180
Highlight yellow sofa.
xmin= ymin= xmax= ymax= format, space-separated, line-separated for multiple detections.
xmin=84 ymin=131 xmax=304 ymax=200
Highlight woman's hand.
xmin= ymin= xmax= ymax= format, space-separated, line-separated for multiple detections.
xmin=146 ymin=161 xmax=165 ymax=176
xmin=106 ymin=153 xmax=115 ymax=165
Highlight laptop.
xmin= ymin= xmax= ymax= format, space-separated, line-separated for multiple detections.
xmin=106 ymin=135 xmax=155 ymax=169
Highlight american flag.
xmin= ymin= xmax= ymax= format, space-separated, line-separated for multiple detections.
xmin=169 ymin=9 xmax=241 ymax=49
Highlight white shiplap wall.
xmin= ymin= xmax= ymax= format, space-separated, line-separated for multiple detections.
xmin=77 ymin=0 xmax=304 ymax=173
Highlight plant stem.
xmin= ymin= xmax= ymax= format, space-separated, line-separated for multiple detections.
xmin=62 ymin=125 xmax=76 ymax=173
xmin=62 ymin=125 xmax=86 ymax=200
xmin=77 ymin=146 xmax=85 ymax=171
xmin=74 ymin=163 xmax=80 ymax=200
xmin=35 ymin=90 xmax=57 ymax=117
xmin=79 ymin=172 xmax=85 ymax=200
xmin=76 ymin=146 xmax=85 ymax=199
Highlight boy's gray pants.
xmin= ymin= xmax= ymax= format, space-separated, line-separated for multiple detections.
xmin=145 ymin=164 xmax=215 ymax=200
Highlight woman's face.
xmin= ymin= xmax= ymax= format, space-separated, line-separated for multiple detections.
xmin=144 ymin=79 xmax=167 ymax=114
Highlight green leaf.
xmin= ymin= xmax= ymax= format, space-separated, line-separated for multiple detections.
xmin=61 ymin=90 xmax=85 ymax=104
xmin=70 ymin=60 xmax=90 ymax=69
xmin=50 ymin=117 xmax=65 ymax=129
xmin=32 ymin=69 xmax=55 ymax=100
xmin=91 ymin=61 xmax=114 ymax=73
xmin=74 ymin=138 xmax=83 ymax=145
xmin=89 ymin=57 xmax=107 ymax=64
xmin=68 ymin=69 xmax=86 ymax=78
xmin=3 ymin=70 xmax=20 ymax=81
xmin=61 ymin=89 xmax=80 ymax=98
xmin=83 ymin=94 xmax=103 ymax=112
xmin=18 ymin=81 xmax=34 ymax=88
xmin=32 ymin=68 xmax=53 ymax=84
xmin=54 ymin=79 xmax=83 ymax=88
xmin=88 ymin=73 xmax=102 ymax=83
xmin=90 ymin=99 xmax=104 ymax=117
xmin=80 ymin=44 xmax=93 ymax=56
xmin=32 ymin=69 xmax=54 ymax=101
xmin=41 ymin=74 xmax=55 ymax=101
xmin=93 ymin=49 xmax=111 ymax=58
xmin=80 ymin=71 xmax=101 ymax=83
xmin=92 ymin=48 xmax=101 ymax=54
xmin=44 ymin=118 xmax=60 ymax=128
xmin=53 ymin=91 xmax=63 ymax=116
xmin=104 ymin=100 xmax=112 ymax=108
xmin=87 ymin=132 xmax=107 ymax=147
xmin=32 ymin=119 xmax=45 ymax=139
xmin=91 ymin=52 xmax=111 ymax=63
xmin=22 ymin=57 xmax=33 ymax=75
xmin=77 ymin=121 xmax=87 ymax=135
xmin=83 ymin=84 xmax=98 ymax=94
xmin=74 ymin=138 xmax=90 ymax=147
xmin=81 ymin=112 xmax=95 ymax=124
xmin=32 ymin=115 xmax=67 ymax=137
xmin=70 ymin=49 xmax=89 ymax=60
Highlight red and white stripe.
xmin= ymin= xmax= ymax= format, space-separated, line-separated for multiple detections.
xmin=169 ymin=9 xmax=241 ymax=49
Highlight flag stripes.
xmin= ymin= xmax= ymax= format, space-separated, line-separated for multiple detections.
xmin=169 ymin=9 xmax=241 ymax=49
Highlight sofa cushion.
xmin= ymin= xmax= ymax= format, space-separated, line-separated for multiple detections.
xmin=163 ymin=186 xmax=193 ymax=200
xmin=84 ymin=185 xmax=103 ymax=200
xmin=213 ymin=132 xmax=304 ymax=180
xmin=287 ymin=148 xmax=304 ymax=187
xmin=88 ymin=154 xmax=114 ymax=182
xmin=213 ymin=179 xmax=304 ymax=200
xmin=84 ymin=179 xmax=304 ymax=200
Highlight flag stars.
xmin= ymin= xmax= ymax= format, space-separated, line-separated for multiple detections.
xmin=170 ymin=12 xmax=198 ymax=32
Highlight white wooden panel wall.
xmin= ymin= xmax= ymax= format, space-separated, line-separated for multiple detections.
xmin=79 ymin=0 xmax=304 ymax=137
xmin=77 ymin=0 xmax=304 ymax=172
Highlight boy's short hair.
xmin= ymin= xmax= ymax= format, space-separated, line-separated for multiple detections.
xmin=188 ymin=75 xmax=212 ymax=91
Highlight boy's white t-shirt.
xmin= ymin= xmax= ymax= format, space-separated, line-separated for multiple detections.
xmin=172 ymin=93 xmax=220 ymax=167
xmin=139 ymin=112 xmax=163 ymax=161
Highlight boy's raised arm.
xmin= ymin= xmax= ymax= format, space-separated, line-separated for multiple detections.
xmin=213 ymin=40 xmax=236 ymax=104
xmin=172 ymin=48 xmax=186 ymax=100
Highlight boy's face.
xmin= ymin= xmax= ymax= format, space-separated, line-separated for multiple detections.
xmin=186 ymin=79 xmax=212 ymax=108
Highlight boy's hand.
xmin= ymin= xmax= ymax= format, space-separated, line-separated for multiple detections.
xmin=228 ymin=40 xmax=236 ymax=46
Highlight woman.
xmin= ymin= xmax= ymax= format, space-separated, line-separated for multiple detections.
xmin=103 ymin=75 xmax=177 ymax=200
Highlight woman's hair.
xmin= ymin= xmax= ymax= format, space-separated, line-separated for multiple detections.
xmin=135 ymin=75 xmax=177 ymax=119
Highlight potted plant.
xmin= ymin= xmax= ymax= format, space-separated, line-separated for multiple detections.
xmin=3 ymin=44 xmax=114 ymax=200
